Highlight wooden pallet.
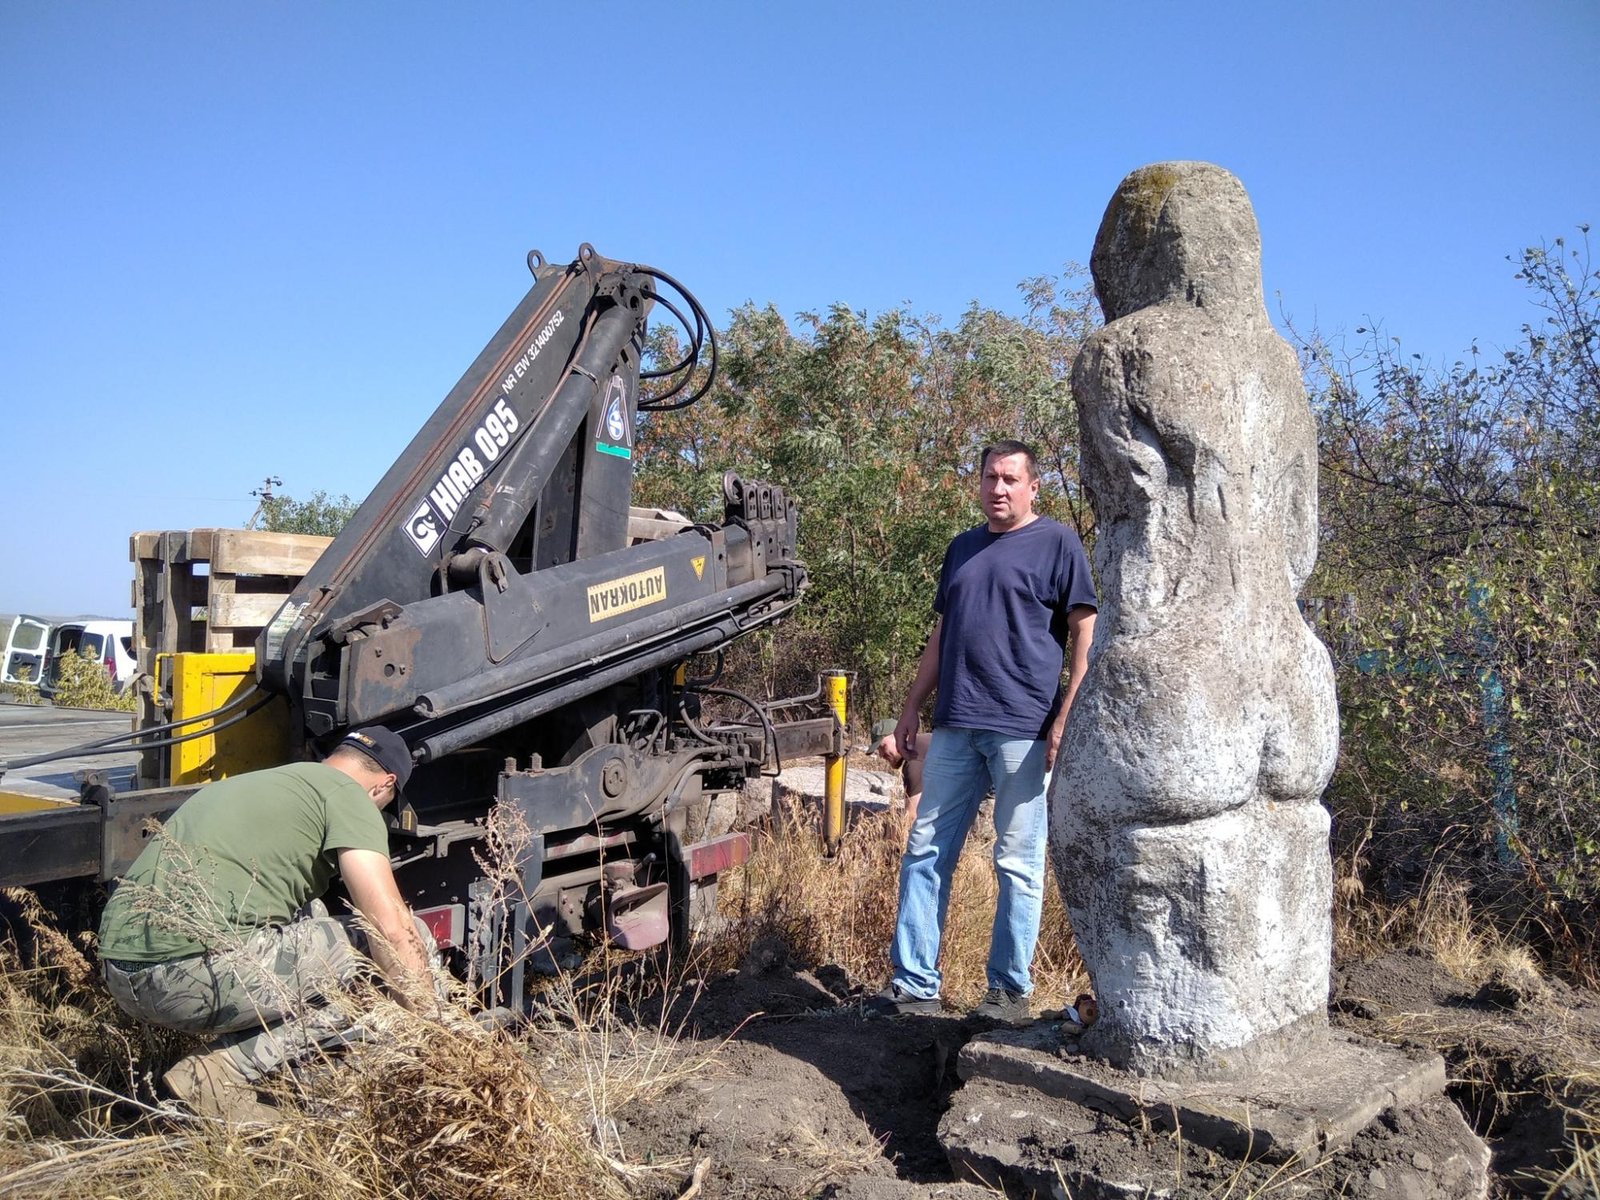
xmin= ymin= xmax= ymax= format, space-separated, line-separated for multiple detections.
xmin=129 ymin=529 xmax=331 ymax=786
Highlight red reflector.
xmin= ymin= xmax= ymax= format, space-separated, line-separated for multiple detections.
xmin=687 ymin=832 xmax=751 ymax=880
xmin=414 ymin=903 xmax=465 ymax=949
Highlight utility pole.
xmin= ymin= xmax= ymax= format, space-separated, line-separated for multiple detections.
xmin=246 ymin=476 xmax=284 ymax=530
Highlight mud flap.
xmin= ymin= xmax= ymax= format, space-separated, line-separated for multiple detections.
xmin=604 ymin=881 xmax=669 ymax=949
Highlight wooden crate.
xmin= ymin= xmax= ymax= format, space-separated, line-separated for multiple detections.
xmin=129 ymin=529 xmax=331 ymax=786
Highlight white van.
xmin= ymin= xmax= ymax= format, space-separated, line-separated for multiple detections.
xmin=1 ymin=615 xmax=55 ymax=687
xmin=41 ymin=619 xmax=137 ymax=697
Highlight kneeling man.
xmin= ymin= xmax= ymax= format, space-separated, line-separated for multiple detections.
xmin=98 ymin=727 xmax=436 ymax=1120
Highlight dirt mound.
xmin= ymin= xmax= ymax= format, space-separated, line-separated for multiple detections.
xmin=621 ymin=941 xmax=967 ymax=1196
xmin=1337 ymin=951 xmax=1600 ymax=1193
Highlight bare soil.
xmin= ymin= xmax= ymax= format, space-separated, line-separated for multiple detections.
xmin=609 ymin=941 xmax=1600 ymax=1199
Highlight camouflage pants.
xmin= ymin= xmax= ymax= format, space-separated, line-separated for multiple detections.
xmin=102 ymin=911 xmax=439 ymax=1081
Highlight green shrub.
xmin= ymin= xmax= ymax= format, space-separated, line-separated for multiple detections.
xmin=51 ymin=649 xmax=136 ymax=713
xmin=2 ymin=664 xmax=43 ymax=706
xmin=1307 ymin=230 xmax=1600 ymax=976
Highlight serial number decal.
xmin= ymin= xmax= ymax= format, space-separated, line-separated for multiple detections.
xmin=262 ymin=599 xmax=307 ymax=662
xmin=500 ymin=311 xmax=565 ymax=394
xmin=587 ymin=566 xmax=667 ymax=622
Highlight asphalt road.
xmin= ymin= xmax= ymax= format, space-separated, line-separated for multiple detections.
xmin=0 ymin=703 xmax=139 ymax=799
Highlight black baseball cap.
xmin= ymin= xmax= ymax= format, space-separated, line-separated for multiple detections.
xmin=339 ymin=727 xmax=414 ymax=795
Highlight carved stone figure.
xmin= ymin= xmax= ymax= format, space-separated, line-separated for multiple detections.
xmin=1053 ymin=161 xmax=1341 ymax=1076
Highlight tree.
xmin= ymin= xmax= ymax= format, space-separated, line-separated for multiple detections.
xmin=635 ymin=272 xmax=1099 ymax=720
xmin=258 ymin=489 xmax=359 ymax=537
xmin=1303 ymin=228 xmax=1600 ymax=924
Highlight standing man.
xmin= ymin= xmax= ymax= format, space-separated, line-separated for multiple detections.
xmin=98 ymin=727 xmax=437 ymax=1121
xmin=867 ymin=440 xmax=1097 ymax=1022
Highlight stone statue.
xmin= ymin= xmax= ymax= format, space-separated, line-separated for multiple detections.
xmin=1053 ymin=162 xmax=1341 ymax=1077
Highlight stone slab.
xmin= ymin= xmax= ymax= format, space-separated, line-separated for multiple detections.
xmin=771 ymin=763 xmax=899 ymax=803
xmin=957 ymin=1026 xmax=1445 ymax=1166
xmin=940 ymin=1082 xmax=1489 ymax=1200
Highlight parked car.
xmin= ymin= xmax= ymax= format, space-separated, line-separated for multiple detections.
xmin=41 ymin=619 xmax=136 ymax=697
xmin=1 ymin=614 xmax=55 ymax=688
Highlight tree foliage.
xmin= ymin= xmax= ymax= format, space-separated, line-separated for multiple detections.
xmin=1306 ymin=228 xmax=1600 ymax=924
xmin=636 ymin=272 xmax=1097 ymax=720
xmin=258 ymin=489 xmax=359 ymax=537
xmin=635 ymin=232 xmax=1600 ymax=947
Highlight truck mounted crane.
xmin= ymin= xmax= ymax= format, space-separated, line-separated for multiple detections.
xmin=0 ymin=246 xmax=840 ymax=1006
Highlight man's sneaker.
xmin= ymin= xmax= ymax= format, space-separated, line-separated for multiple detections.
xmin=163 ymin=1049 xmax=281 ymax=1124
xmin=862 ymin=984 xmax=942 ymax=1017
xmin=972 ymin=986 xmax=1030 ymax=1025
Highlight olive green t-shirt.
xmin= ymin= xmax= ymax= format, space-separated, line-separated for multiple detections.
xmin=98 ymin=762 xmax=390 ymax=963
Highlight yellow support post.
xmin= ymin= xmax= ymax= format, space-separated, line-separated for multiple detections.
xmin=822 ymin=670 xmax=849 ymax=854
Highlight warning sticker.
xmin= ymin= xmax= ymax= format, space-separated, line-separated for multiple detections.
xmin=596 ymin=374 xmax=633 ymax=459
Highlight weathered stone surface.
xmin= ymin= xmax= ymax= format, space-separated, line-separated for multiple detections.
xmin=1052 ymin=161 xmax=1340 ymax=1076
xmin=940 ymin=1076 xmax=1489 ymax=1200
xmin=767 ymin=764 xmax=900 ymax=818
xmin=956 ymin=1025 xmax=1446 ymax=1166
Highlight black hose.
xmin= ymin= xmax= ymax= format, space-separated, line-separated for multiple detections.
xmin=5 ymin=684 xmax=267 ymax=763
xmin=637 ymin=266 xmax=719 ymax=412
xmin=639 ymin=290 xmax=704 ymax=381
xmin=683 ymin=649 xmax=725 ymax=689
xmin=690 ymin=685 xmax=783 ymax=777
xmin=0 ymin=689 xmax=278 ymax=773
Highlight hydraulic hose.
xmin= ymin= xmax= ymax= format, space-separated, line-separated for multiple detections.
xmin=0 ymin=688 xmax=277 ymax=775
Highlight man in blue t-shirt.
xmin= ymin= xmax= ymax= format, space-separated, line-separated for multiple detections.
xmin=867 ymin=440 xmax=1097 ymax=1022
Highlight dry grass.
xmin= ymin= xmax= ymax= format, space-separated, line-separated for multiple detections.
xmin=1363 ymin=1001 xmax=1600 ymax=1198
xmin=1547 ymin=1104 xmax=1599 ymax=1199
xmin=0 ymin=897 xmax=708 ymax=1200
xmin=1332 ymin=855 xmax=1600 ymax=1197
xmin=7 ymin=778 xmax=1599 ymax=1196
xmin=715 ymin=796 xmax=1089 ymax=1011
xmin=1334 ymin=851 xmax=1510 ymax=980
xmin=522 ymin=944 xmax=731 ymax=1165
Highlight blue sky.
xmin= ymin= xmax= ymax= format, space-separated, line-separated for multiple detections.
xmin=2 ymin=1 xmax=1595 ymax=615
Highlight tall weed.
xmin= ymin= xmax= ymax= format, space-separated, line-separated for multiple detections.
xmin=715 ymin=798 xmax=1088 ymax=1010
xmin=50 ymin=650 xmax=135 ymax=713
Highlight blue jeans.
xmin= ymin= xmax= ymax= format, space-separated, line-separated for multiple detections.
xmin=889 ymin=727 xmax=1049 ymax=998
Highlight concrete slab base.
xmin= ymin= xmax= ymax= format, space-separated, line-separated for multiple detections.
xmin=941 ymin=1026 xmax=1490 ymax=1199
xmin=958 ymin=1026 xmax=1444 ymax=1165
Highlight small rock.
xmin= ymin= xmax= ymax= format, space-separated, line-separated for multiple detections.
xmin=1475 ymin=963 xmax=1544 ymax=1010
xmin=740 ymin=934 xmax=791 ymax=977
xmin=1411 ymin=1151 xmax=1434 ymax=1172
xmin=1333 ymin=995 xmax=1383 ymax=1019
xmin=814 ymin=963 xmax=853 ymax=997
